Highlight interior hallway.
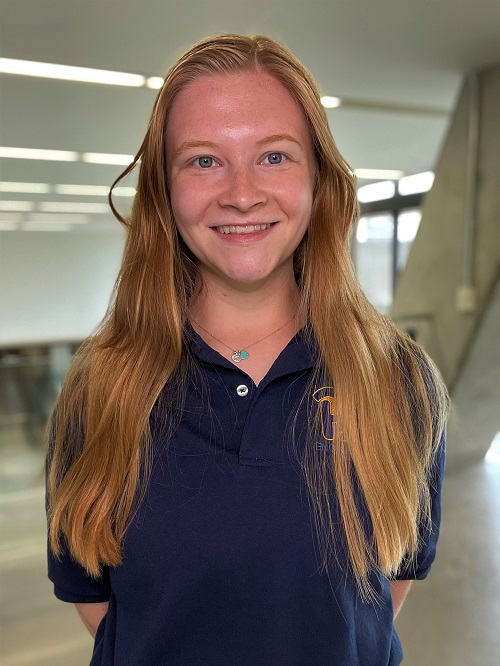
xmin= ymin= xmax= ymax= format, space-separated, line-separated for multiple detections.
xmin=0 ymin=422 xmax=499 ymax=666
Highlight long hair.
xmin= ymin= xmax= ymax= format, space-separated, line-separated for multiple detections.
xmin=46 ymin=34 xmax=448 ymax=599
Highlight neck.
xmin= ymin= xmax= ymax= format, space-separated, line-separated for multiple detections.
xmin=189 ymin=268 xmax=305 ymax=338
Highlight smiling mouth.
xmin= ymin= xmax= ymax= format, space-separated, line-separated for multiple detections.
xmin=212 ymin=223 xmax=275 ymax=234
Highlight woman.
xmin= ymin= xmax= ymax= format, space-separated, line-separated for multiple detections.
xmin=46 ymin=34 xmax=448 ymax=665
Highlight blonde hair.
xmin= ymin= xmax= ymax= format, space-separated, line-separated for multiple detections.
xmin=46 ymin=34 xmax=448 ymax=600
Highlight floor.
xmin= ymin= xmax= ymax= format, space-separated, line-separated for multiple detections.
xmin=1 ymin=421 xmax=499 ymax=666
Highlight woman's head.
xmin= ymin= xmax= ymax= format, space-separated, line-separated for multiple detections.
xmin=110 ymin=34 xmax=358 ymax=315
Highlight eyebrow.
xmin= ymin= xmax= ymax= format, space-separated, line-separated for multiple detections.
xmin=256 ymin=134 xmax=302 ymax=148
xmin=172 ymin=140 xmax=219 ymax=159
xmin=172 ymin=134 xmax=302 ymax=158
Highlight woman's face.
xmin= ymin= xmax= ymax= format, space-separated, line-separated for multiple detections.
xmin=166 ymin=71 xmax=316 ymax=289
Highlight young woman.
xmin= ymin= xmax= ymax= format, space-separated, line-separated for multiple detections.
xmin=46 ymin=34 xmax=448 ymax=665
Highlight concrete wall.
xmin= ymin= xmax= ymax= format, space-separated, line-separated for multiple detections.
xmin=391 ymin=64 xmax=500 ymax=388
xmin=445 ymin=278 xmax=500 ymax=467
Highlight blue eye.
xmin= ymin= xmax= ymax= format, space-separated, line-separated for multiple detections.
xmin=195 ymin=156 xmax=214 ymax=168
xmin=266 ymin=152 xmax=285 ymax=165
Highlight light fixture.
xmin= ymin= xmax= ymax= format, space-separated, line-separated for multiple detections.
xmin=82 ymin=152 xmax=134 ymax=165
xmin=29 ymin=213 xmax=88 ymax=224
xmin=0 ymin=57 xmax=146 ymax=87
xmin=146 ymin=77 xmax=164 ymax=90
xmin=53 ymin=184 xmax=136 ymax=196
xmin=357 ymin=181 xmax=395 ymax=203
xmin=398 ymin=171 xmax=434 ymax=195
xmin=0 ymin=221 xmax=18 ymax=231
xmin=113 ymin=186 xmax=136 ymax=197
xmin=0 ymin=212 xmax=22 ymax=222
xmin=354 ymin=169 xmax=404 ymax=181
xmin=0 ymin=201 xmax=34 ymax=211
xmin=0 ymin=181 xmax=51 ymax=193
xmin=321 ymin=96 xmax=342 ymax=109
xmin=39 ymin=202 xmax=110 ymax=213
xmin=22 ymin=222 xmax=73 ymax=232
xmin=55 ymin=184 xmax=110 ymax=196
xmin=0 ymin=147 xmax=78 ymax=161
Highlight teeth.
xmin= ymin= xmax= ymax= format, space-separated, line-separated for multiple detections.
xmin=215 ymin=223 xmax=272 ymax=234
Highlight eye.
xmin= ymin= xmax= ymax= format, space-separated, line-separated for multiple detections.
xmin=194 ymin=156 xmax=215 ymax=168
xmin=264 ymin=152 xmax=286 ymax=165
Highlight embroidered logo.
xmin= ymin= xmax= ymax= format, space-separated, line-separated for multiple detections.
xmin=312 ymin=386 xmax=335 ymax=443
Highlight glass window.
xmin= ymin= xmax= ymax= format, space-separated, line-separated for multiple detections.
xmin=355 ymin=213 xmax=394 ymax=313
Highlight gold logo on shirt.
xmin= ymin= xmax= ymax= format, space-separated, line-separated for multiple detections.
xmin=312 ymin=387 xmax=335 ymax=442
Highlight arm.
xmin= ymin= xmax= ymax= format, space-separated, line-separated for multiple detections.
xmin=75 ymin=601 xmax=109 ymax=638
xmin=389 ymin=580 xmax=412 ymax=618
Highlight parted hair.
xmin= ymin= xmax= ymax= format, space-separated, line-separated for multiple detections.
xmin=46 ymin=34 xmax=448 ymax=601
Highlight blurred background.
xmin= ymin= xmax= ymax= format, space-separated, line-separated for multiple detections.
xmin=0 ymin=1 xmax=499 ymax=664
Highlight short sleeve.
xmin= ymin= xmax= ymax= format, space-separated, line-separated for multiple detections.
xmin=46 ymin=406 xmax=111 ymax=603
xmin=48 ymin=537 xmax=111 ymax=603
xmin=392 ymin=427 xmax=446 ymax=580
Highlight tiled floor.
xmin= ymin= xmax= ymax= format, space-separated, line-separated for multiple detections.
xmin=1 ymin=422 xmax=499 ymax=666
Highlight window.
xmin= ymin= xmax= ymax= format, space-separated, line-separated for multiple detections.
xmin=355 ymin=213 xmax=394 ymax=313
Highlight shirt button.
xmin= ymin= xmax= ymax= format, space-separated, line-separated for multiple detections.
xmin=236 ymin=384 xmax=249 ymax=397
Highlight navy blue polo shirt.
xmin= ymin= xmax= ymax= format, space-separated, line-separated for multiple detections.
xmin=48 ymin=323 xmax=445 ymax=665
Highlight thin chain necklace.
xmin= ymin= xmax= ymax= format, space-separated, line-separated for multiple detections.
xmin=190 ymin=315 xmax=296 ymax=363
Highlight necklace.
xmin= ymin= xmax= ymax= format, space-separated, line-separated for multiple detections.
xmin=190 ymin=315 xmax=296 ymax=362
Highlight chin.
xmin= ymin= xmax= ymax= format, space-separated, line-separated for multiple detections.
xmin=217 ymin=266 xmax=275 ymax=287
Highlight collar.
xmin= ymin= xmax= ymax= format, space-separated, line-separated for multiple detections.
xmin=183 ymin=319 xmax=318 ymax=379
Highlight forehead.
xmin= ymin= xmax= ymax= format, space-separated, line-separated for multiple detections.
xmin=166 ymin=71 xmax=311 ymax=144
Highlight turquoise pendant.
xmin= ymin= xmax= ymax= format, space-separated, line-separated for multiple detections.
xmin=231 ymin=350 xmax=250 ymax=362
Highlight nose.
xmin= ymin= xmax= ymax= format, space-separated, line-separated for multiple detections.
xmin=218 ymin=167 xmax=267 ymax=212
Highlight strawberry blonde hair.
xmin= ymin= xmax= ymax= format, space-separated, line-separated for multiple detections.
xmin=46 ymin=34 xmax=448 ymax=600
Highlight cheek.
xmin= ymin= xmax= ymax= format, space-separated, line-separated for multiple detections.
xmin=170 ymin=177 xmax=212 ymax=230
xmin=278 ymin=177 xmax=313 ymax=222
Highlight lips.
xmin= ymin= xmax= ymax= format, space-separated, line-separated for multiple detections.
xmin=214 ymin=223 xmax=273 ymax=234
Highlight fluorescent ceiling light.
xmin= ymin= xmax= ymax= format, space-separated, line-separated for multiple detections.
xmin=82 ymin=152 xmax=134 ymax=165
xmin=0 ymin=212 xmax=22 ymax=222
xmin=0 ymin=57 xmax=146 ymax=87
xmin=0 ymin=222 xmax=18 ymax=231
xmin=0 ymin=147 xmax=78 ymax=161
xmin=398 ymin=171 xmax=434 ymax=195
xmin=55 ymin=184 xmax=110 ymax=196
xmin=0 ymin=147 xmax=135 ymax=165
xmin=54 ymin=183 xmax=136 ymax=196
xmin=146 ymin=77 xmax=164 ymax=89
xmin=357 ymin=181 xmax=395 ymax=203
xmin=29 ymin=213 xmax=88 ymax=224
xmin=321 ymin=96 xmax=341 ymax=109
xmin=354 ymin=168 xmax=404 ymax=180
xmin=39 ymin=202 xmax=110 ymax=213
xmin=113 ymin=186 xmax=136 ymax=197
xmin=0 ymin=181 xmax=51 ymax=193
xmin=22 ymin=222 xmax=73 ymax=232
xmin=0 ymin=201 xmax=34 ymax=211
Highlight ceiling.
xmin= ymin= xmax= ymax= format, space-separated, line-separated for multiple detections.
xmin=1 ymin=0 xmax=500 ymax=233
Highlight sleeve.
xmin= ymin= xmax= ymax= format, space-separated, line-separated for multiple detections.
xmin=46 ymin=407 xmax=111 ymax=603
xmin=48 ymin=537 xmax=112 ymax=603
xmin=392 ymin=427 xmax=446 ymax=580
